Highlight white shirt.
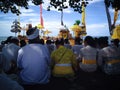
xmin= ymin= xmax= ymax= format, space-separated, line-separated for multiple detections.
xmin=98 ymin=45 xmax=120 ymax=75
xmin=71 ymin=44 xmax=83 ymax=60
xmin=17 ymin=44 xmax=51 ymax=85
xmin=0 ymin=74 xmax=24 ymax=90
xmin=2 ymin=43 xmax=20 ymax=72
xmin=79 ymin=45 xmax=98 ymax=72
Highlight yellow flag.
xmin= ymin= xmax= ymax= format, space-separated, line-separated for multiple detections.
xmin=81 ymin=3 xmax=86 ymax=36
xmin=113 ymin=9 xmax=119 ymax=25
xmin=111 ymin=25 xmax=120 ymax=40
xmin=81 ymin=5 xmax=85 ymax=26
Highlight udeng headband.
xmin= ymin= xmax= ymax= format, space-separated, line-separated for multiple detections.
xmin=27 ymin=29 xmax=39 ymax=39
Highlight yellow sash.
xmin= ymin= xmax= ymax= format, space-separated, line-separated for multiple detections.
xmin=82 ymin=59 xmax=96 ymax=64
xmin=106 ymin=60 xmax=120 ymax=64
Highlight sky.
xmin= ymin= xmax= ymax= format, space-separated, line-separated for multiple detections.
xmin=0 ymin=0 xmax=120 ymax=37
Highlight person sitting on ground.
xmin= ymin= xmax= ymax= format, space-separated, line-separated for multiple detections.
xmin=45 ymin=39 xmax=55 ymax=55
xmin=17 ymin=27 xmax=51 ymax=90
xmin=71 ymin=37 xmax=83 ymax=60
xmin=0 ymin=51 xmax=24 ymax=90
xmin=50 ymin=38 xmax=78 ymax=90
xmin=64 ymin=39 xmax=72 ymax=49
xmin=2 ymin=37 xmax=20 ymax=74
xmin=79 ymin=36 xmax=98 ymax=72
xmin=77 ymin=36 xmax=98 ymax=84
xmin=19 ymin=39 xmax=27 ymax=47
xmin=98 ymin=38 xmax=120 ymax=75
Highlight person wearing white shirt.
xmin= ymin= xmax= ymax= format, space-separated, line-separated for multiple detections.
xmin=17 ymin=27 xmax=51 ymax=90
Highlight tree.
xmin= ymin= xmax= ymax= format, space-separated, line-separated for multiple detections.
xmin=0 ymin=0 xmax=92 ymax=15
xmin=104 ymin=0 xmax=120 ymax=10
xmin=47 ymin=0 xmax=91 ymax=13
xmin=104 ymin=0 xmax=120 ymax=35
xmin=1 ymin=0 xmax=120 ymax=16
xmin=0 ymin=0 xmax=43 ymax=15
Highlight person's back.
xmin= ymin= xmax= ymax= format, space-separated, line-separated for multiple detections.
xmin=50 ymin=39 xmax=78 ymax=90
xmin=64 ymin=39 xmax=72 ymax=49
xmin=19 ymin=39 xmax=27 ymax=47
xmin=71 ymin=37 xmax=83 ymax=60
xmin=79 ymin=36 xmax=98 ymax=72
xmin=2 ymin=37 xmax=20 ymax=73
xmin=45 ymin=39 xmax=55 ymax=55
xmin=0 ymin=74 xmax=24 ymax=90
xmin=51 ymin=39 xmax=78 ymax=77
xmin=98 ymin=39 xmax=120 ymax=75
xmin=17 ymin=28 xmax=51 ymax=86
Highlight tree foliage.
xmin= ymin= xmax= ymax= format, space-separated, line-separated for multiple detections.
xmin=0 ymin=0 xmax=92 ymax=15
xmin=104 ymin=0 xmax=120 ymax=10
xmin=47 ymin=0 xmax=92 ymax=13
xmin=0 ymin=0 xmax=120 ymax=15
xmin=0 ymin=0 xmax=43 ymax=15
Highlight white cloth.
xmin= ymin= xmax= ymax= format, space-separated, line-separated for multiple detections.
xmin=64 ymin=44 xmax=72 ymax=49
xmin=2 ymin=43 xmax=20 ymax=72
xmin=27 ymin=29 xmax=39 ymax=39
xmin=98 ymin=45 xmax=120 ymax=75
xmin=17 ymin=44 xmax=51 ymax=85
xmin=79 ymin=45 xmax=98 ymax=72
xmin=0 ymin=74 xmax=24 ymax=90
xmin=71 ymin=44 xmax=83 ymax=60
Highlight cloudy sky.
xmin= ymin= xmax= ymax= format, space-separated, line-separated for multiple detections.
xmin=0 ymin=0 xmax=120 ymax=37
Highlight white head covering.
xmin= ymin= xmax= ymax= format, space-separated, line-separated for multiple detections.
xmin=27 ymin=29 xmax=39 ymax=39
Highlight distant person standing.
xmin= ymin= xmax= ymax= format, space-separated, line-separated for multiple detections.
xmin=17 ymin=28 xmax=51 ymax=90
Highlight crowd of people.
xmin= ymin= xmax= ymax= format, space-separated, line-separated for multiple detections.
xmin=0 ymin=26 xmax=120 ymax=90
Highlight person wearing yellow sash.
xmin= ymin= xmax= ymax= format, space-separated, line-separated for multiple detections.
xmin=98 ymin=38 xmax=120 ymax=75
xmin=50 ymin=38 xmax=78 ymax=90
xmin=79 ymin=36 xmax=98 ymax=72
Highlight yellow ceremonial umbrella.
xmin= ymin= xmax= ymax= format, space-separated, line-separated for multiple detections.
xmin=71 ymin=25 xmax=82 ymax=31
xmin=71 ymin=24 xmax=82 ymax=37
xmin=44 ymin=29 xmax=52 ymax=35
xmin=111 ymin=25 xmax=120 ymax=40
xmin=37 ymin=24 xmax=44 ymax=29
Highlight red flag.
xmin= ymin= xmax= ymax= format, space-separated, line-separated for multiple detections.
xmin=40 ymin=4 xmax=44 ymax=27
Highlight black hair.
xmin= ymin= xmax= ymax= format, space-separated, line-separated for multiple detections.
xmin=113 ymin=39 xmax=119 ymax=47
xmin=10 ymin=37 xmax=19 ymax=45
xmin=26 ymin=28 xmax=35 ymax=36
xmin=55 ymin=38 xmax=64 ymax=46
xmin=46 ymin=40 xmax=52 ymax=44
xmin=84 ymin=36 xmax=96 ymax=48
xmin=75 ymin=37 xmax=82 ymax=45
